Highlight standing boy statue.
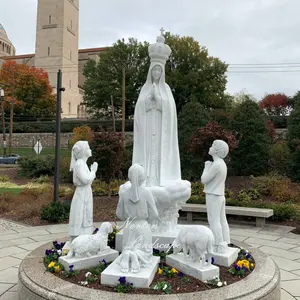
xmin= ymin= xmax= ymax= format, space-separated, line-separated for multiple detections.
xmin=201 ymin=140 xmax=230 ymax=253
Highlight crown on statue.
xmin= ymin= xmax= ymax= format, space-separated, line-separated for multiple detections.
xmin=148 ymin=28 xmax=172 ymax=64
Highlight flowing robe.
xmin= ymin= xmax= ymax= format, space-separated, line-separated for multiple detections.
xmin=68 ymin=160 xmax=95 ymax=237
xmin=132 ymin=62 xmax=181 ymax=187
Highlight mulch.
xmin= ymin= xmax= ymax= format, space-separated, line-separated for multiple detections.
xmin=54 ymin=262 xmax=249 ymax=294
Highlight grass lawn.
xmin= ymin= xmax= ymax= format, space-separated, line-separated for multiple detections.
xmin=9 ymin=148 xmax=70 ymax=158
xmin=0 ymin=187 xmax=23 ymax=195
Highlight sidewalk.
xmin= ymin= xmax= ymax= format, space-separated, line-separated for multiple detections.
xmin=0 ymin=219 xmax=300 ymax=299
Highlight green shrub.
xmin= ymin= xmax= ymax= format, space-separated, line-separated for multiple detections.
xmin=230 ymin=96 xmax=271 ymax=176
xmin=41 ymin=201 xmax=70 ymax=223
xmin=35 ymin=175 xmax=50 ymax=184
xmin=237 ymin=189 xmax=260 ymax=202
xmin=0 ymin=175 xmax=9 ymax=182
xmin=191 ymin=182 xmax=204 ymax=197
xmin=92 ymin=180 xmax=108 ymax=196
xmin=289 ymin=148 xmax=300 ymax=182
xmin=120 ymin=141 xmax=133 ymax=179
xmin=269 ymin=141 xmax=291 ymax=175
xmin=178 ymin=99 xmax=209 ymax=180
xmin=251 ymin=174 xmax=281 ymax=196
xmin=18 ymin=155 xmax=55 ymax=178
xmin=60 ymin=156 xmax=72 ymax=183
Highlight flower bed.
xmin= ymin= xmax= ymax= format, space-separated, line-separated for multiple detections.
xmin=43 ymin=240 xmax=255 ymax=294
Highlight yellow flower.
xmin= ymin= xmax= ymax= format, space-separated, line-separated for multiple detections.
xmin=157 ymin=268 xmax=163 ymax=275
xmin=171 ymin=268 xmax=178 ymax=273
xmin=54 ymin=265 xmax=61 ymax=273
xmin=48 ymin=261 xmax=55 ymax=268
xmin=250 ymin=263 xmax=254 ymax=268
xmin=62 ymin=249 xmax=69 ymax=256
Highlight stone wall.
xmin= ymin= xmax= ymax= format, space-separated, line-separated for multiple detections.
xmin=0 ymin=132 xmax=134 ymax=149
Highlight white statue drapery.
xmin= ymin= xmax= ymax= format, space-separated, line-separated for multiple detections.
xmin=132 ymin=61 xmax=181 ymax=187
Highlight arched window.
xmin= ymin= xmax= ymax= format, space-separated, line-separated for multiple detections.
xmin=48 ymin=47 xmax=51 ymax=56
xmin=49 ymin=15 xmax=52 ymax=24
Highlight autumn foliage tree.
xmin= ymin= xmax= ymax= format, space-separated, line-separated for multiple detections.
xmin=259 ymin=93 xmax=290 ymax=116
xmin=69 ymin=126 xmax=94 ymax=148
xmin=0 ymin=60 xmax=56 ymax=117
xmin=189 ymin=121 xmax=239 ymax=167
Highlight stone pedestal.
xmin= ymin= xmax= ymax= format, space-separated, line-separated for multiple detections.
xmin=166 ymin=253 xmax=219 ymax=281
xmin=59 ymin=248 xmax=119 ymax=271
xmin=101 ymin=256 xmax=160 ymax=288
xmin=212 ymin=247 xmax=239 ymax=267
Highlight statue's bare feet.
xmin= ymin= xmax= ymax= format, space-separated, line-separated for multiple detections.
xmin=131 ymin=253 xmax=140 ymax=273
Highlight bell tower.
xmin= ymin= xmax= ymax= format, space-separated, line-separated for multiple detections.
xmin=35 ymin=0 xmax=81 ymax=118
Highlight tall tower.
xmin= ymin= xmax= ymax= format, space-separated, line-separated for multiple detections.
xmin=35 ymin=0 xmax=81 ymax=118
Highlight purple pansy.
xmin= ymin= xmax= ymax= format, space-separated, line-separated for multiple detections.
xmin=100 ymin=259 xmax=107 ymax=266
xmin=93 ymin=228 xmax=99 ymax=234
xmin=118 ymin=276 xmax=126 ymax=284
xmin=69 ymin=265 xmax=74 ymax=272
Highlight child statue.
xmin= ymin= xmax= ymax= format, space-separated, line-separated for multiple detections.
xmin=68 ymin=141 xmax=98 ymax=241
xmin=116 ymin=164 xmax=159 ymax=273
xmin=201 ymin=140 xmax=230 ymax=253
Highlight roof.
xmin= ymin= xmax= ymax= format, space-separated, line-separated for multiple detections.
xmin=0 ymin=23 xmax=8 ymax=39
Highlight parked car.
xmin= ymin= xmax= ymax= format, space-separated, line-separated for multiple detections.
xmin=0 ymin=154 xmax=20 ymax=164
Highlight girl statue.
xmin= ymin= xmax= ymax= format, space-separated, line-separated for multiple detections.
xmin=68 ymin=140 xmax=98 ymax=241
xmin=132 ymin=32 xmax=181 ymax=188
xmin=116 ymin=164 xmax=159 ymax=273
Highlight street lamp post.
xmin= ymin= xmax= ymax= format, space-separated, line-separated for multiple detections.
xmin=0 ymin=88 xmax=6 ymax=156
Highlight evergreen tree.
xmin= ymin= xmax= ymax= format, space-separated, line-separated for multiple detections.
xmin=178 ymin=98 xmax=209 ymax=180
xmin=230 ymin=96 xmax=271 ymax=176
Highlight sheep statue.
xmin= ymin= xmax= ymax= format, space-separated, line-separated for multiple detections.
xmin=173 ymin=225 xmax=215 ymax=268
xmin=66 ymin=222 xmax=113 ymax=258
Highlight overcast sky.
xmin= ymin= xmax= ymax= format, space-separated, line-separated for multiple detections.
xmin=1 ymin=0 xmax=300 ymax=100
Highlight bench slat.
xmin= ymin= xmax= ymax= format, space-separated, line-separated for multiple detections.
xmin=181 ymin=204 xmax=273 ymax=218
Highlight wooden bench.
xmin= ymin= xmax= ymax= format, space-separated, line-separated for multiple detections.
xmin=180 ymin=204 xmax=274 ymax=227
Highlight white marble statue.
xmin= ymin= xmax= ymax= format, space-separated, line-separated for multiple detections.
xmin=66 ymin=222 xmax=113 ymax=258
xmin=173 ymin=225 xmax=215 ymax=268
xmin=116 ymin=164 xmax=159 ymax=273
xmin=68 ymin=141 xmax=98 ymax=240
xmin=201 ymin=140 xmax=230 ymax=253
xmin=132 ymin=29 xmax=191 ymax=232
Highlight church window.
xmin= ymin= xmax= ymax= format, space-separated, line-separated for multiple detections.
xmin=49 ymin=15 xmax=52 ymax=24
xmin=69 ymin=80 xmax=72 ymax=88
xmin=68 ymin=102 xmax=71 ymax=113
xmin=48 ymin=47 xmax=51 ymax=56
xmin=70 ymin=50 xmax=72 ymax=60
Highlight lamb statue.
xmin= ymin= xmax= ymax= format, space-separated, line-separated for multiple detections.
xmin=66 ymin=222 xmax=113 ymax=258
xmin=173 ymin=225 xmax=215 ymax=268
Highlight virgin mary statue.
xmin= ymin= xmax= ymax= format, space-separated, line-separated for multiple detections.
xmin=132 ymin=32 xmax=181 ymax=187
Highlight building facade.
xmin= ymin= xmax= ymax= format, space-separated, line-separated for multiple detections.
xmin=0 ymin=0 xmax=104 ymax=118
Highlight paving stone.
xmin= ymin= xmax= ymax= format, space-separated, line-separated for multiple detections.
xmin=245 ymin=237 xmax=298 ymax=250
xmin=230 ymin=234 xmax=247 ymax=242
xmin=0 ymin=291 xmax=18 ymax=299
xmin=230 ymin=230 xmax=280 ymax=241
xmin=3 ymin=237 xmax=36 ymax=247
xmin=278 ymin=237 xmax=300 ymax=246
xmin=281 ymin=269 xmax=300 ymax=281
xmin=10 ymin=251 xmax=30 ymax=260
xmin=281 ymin=280 xmax=300 ymax=297
xmin=8 ymin=284 xmax=17 ymax=292
xmin=247 ymin=243 xmax=262 ymax=248
xmin=0 ymin=283 xmax=13 ymax=296
xmin=0 ymin=257 xmax=22 ymax=272
xmin=0 ymin=268 xmax=18 ymax=284
xmin=0 ymin=247 xmax=26 ymax=258
xmin=291 ymin=270 xmax=300 ymax=276
xmin=30 ymin=232 xmax=66 ymax=242
xmin=281 ymin=289 xmax=297 ymax=300
xmin=270 ymin=256 xmax=300 ymax=272
xmin=260 ymin=246 xmax=300 ymax=260
xmin=18 ymin=241 xmax=48 ymax=251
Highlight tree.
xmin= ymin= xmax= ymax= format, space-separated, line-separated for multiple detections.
xmin=259 ymin=93 xmax=290 ymax=116
xmin=287 ymin=100 xmax=300 ymax=152
xmin=178 ymin=98 xmax=209 ymax=180
xmin=230 ymin=95 xmax=271 ymax=176
xmin=0 ymin=60 xmax=56 ymax=117
xmin=83 ymin=33 xmax=229 ymax=117
xmin=189 ymin=122 xmax=239 ymax=172
xmin=83 ymin=38 xmax=149 ymax=119
xmin=164 ymin=32 xmax=229 ymax=112
xmin=289 ymin=91 xmax=300 ymax=110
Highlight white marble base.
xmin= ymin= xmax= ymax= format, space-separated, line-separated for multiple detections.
xmin=58 ymin=248 xmax=119 ymax=271
xmin=166 ymin=253 xmax=219 ymax=281
xmin=212 ymin=247 xmax=239 ymax=267
xmin=116 ymin=225 xmax=188 ymax=252
xmin=101 ymin=256 xmax=160 ymax=288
